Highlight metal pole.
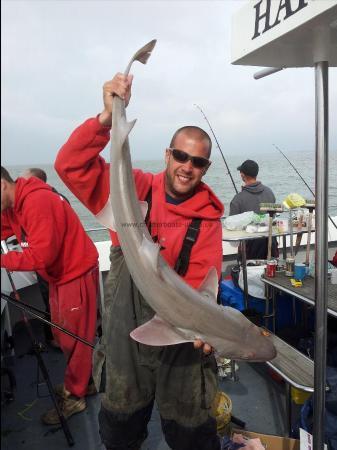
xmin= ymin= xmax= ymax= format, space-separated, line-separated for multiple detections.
xmin=282 ymin=235 xmax=287 ymax=260
xmin=285 ymin=383 xmax=291 ymax=437
xmin=313 ymin=61 xmax=329 ymax=450
xmin=305 ymin=208 xmax=313 ymax=266
xmin=240 ymin=241 xmax=249 ymax=309
xmin=289 ymin=209 xmax=294 ymax=257
xmin=253 ymin=67 xmax=284 ymax=79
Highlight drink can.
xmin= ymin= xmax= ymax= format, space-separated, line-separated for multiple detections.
xmin=285 ymin=257 xmax=295 ymax=277
xmin=266 ymin=260 xmax=277 ymax=278
xmin=277 ymin=219 xmax=289 ymax=233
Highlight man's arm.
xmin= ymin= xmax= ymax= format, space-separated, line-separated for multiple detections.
xmin=229 ymin=195 xmax=241 ymax=216
xmin=55 ymin=118 xmax=111 ymax=215
xmin=1 ymin=192 xmax=65 ymax=272
xmin=55 ymin=73 xmax=133 ymax=215
xmin=1 ymin=212 xmax=15 ymax=241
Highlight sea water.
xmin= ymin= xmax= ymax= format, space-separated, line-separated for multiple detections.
xmin=6 ymin=149 xmax=337 ymax=242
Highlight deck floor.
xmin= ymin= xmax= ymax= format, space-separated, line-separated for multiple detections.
xmin=2 ymin=283 xmax=289 ymax=450
xmin=1 ymin=319 xmax=288 ymax=450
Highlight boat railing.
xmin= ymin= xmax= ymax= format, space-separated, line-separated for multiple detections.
xmin=85 ymin=226 xmax=107 ymax=233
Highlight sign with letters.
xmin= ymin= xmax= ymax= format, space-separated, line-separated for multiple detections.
xmin=231 ymin=0 xmax=337 ymax=67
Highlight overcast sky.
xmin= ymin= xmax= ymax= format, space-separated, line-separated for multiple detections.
xmin=2 ymin=0 xmax=337 ymax=166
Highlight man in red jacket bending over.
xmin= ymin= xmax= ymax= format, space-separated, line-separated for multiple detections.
xmin=55 ymin=73 xmax=224 ymax=450
xmin=1 ymin=166 xmax=99 ymax=425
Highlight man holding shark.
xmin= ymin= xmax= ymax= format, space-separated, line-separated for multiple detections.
xmin=55 ymin=72 xmax=225 ymax=449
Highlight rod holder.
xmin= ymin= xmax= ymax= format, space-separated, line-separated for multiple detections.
xmin=254 ymin=67 xmax=284 ymax=80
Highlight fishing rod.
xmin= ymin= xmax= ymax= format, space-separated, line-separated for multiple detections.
xmin=273 ymin=144 xmax=337 ymax=230
xmin=1 ymin=292 xmax=94 ymax=349
xmin=194 ymin=104 xmax=239 ymax=194
xmin=3 ymin=294 xmax=51 ymax=317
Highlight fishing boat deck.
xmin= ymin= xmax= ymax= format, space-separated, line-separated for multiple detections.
xmin=1 ymin=285 xmax=290 ymax=450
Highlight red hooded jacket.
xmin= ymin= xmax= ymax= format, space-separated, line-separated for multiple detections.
xmin=1 ymin=177 xmax=98 ymax=285
xmin=55 ymin=117 xmax=224 ymax=289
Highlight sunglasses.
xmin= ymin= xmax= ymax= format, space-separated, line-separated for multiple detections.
xmin=168 ymin=148 xmax=210 ymax=169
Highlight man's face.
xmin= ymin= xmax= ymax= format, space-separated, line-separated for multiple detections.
xmin=1 ymin=179 xmax=11 ymax=212
xmin=164 ymin=133 xmax=210 ymax=199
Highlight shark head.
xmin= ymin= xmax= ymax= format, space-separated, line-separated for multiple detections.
xmin=237 ymin=326 xmax=277 ymax=361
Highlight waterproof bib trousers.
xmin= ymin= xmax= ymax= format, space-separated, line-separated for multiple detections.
xmin=93 ymin=246 xmax=220 ymax=450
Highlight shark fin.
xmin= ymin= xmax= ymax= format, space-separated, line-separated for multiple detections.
xmin=95 ymin=196 xmax=116 ymax=231
xmin=95 ymin=196 xmax=146 ymax=232
xmin=125 ymin=118 xmax=137 ymax=135
xmin=139 ymin=234 xmax=160 ymax=271
xmin=130 ymin=315 xmax=193 ymax=346
xmin=197 ymin=267 xmax=218 ymax=303
xmin=119 ymin=118 xmax=137 ymax=146
xmin=113 ymin=113 xmax=137 ymax=149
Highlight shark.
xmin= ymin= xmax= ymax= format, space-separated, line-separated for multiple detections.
xmin=99 ymin=40 xmax=276 ymax=361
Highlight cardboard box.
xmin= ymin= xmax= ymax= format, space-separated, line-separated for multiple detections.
xmin=232 ymin=429 xmax=300 ymax=450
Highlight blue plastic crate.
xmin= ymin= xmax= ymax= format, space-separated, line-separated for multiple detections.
xmin=219 ymin=280 xmax=265 ymax=313
xmin=219 ymin=279 xmax=302 ymax=331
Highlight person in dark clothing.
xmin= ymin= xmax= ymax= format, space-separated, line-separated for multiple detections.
xmin=22 ymin=167 xmax=70 ymax=345
xmin=230 ymin=159 xmax=278 ymax=260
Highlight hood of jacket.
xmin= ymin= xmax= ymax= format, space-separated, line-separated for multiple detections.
xmin=242 ymin=181 xmax=265 ymax=195
xmin=14 ymin=177 xmax=54 ymax=212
